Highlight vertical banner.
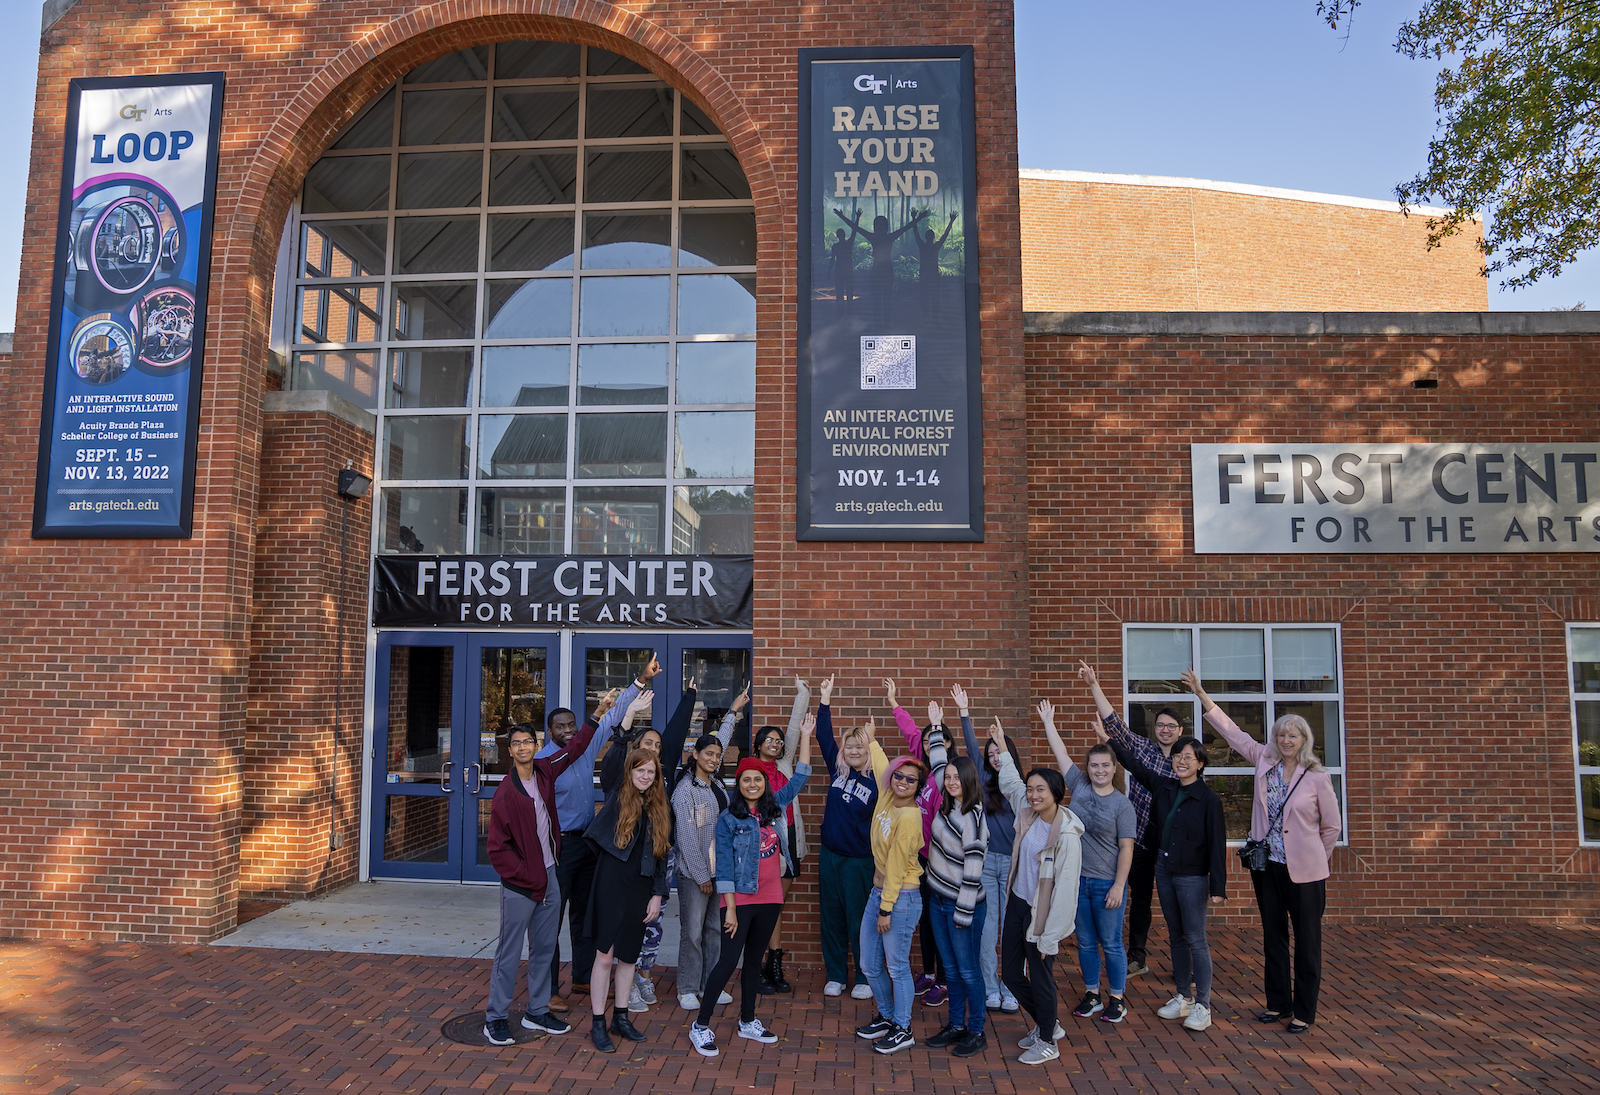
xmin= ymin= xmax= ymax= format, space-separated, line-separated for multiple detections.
xmin=32 ymin=73 xmax=226 ymax=538
xmin=796 ymin=47 xmax=982 ymax=541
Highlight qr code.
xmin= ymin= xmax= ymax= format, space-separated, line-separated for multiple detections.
xmin=860 ymin=335 xmax=917 ymax=390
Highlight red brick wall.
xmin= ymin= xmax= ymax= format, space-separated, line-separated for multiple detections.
xmin=244 ymin=406 xmax=372 ymax=897
xmin=1020 ymin=175 xmax=1490 ymax=312
xmin=1025 ymin=331 xmax=1600 ymax=925
xmin=2 ymin=0 xmax=1024 ymax=944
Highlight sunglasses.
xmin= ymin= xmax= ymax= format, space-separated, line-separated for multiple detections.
xmin=890 ymin=771 xmax=920 ymax=784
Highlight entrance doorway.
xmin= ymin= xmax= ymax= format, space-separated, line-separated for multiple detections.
xmin=369 ymin=631 xmax=751 ymax=882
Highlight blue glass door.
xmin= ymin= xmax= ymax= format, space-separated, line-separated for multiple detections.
xmin=370 ymin=632 xmax=469 ymax=880
xmin=462 ymin=633 xmax=561 ymax=883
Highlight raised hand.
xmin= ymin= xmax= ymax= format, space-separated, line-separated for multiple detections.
xmin=801 ymin=712 xmax=817 ymax=737
xmin=640 ymin=653 xmax=662 ymax=681
xmin=927 ymin=699 xmax=944 ymax=727
xmin=795 ymin=676 xmax=808 ymax=696
xmin=1036 ymin=698 xmax=1056 ymax=730
xmin=1076 ymin=660 xmax=1098 ymax=685
xmin=819 ymin=674 xmax=835 ymax=705
xmin=862 ymin=717 xmax=877 ymax=743
xmin=731 ymin=682 xmax=751 ymax=713
xmin=882 ymin=678 xmax=898 ymax=709
xmin=621 ymin=691 xmax=653 ymax=730
xmin=988 ymin=717 xmax=1006 ymax=747
xmin=1089 ymin=717 xmax=1109 ymax=745
xmin=593 ymin=687 xmax=620 ymax=719
xmin=1180 ymin=668 xmax=1213 ymax=710
xmin=950 ymin=684 xmax=969 ymax=713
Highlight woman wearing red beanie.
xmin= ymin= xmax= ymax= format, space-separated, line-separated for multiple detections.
xmin=686 ymin=716 xmax=815 ymax=1057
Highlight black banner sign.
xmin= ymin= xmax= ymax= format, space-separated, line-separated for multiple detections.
xmin=796 ymin=46 xmax=982 ymax=541
xmin=372 ymin=554 xmax=753 ymax=629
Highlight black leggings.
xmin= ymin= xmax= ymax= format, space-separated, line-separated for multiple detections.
xmin=697 ymin=900 xmax=782 ymax=1024
xmin=918 ymin=857 xmax=946 ymax=981
xmin=1001 ymin=892 xmax=1057 ymax=1038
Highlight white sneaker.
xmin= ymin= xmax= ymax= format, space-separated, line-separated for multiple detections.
xmin=633 ymin=970 xmax=657 ymax=1004
xmin=823 ymin=980 xmax=844 ymax=997
xmin=851 ymin=982 xmax=874 ymax=1000
xmin=985 ymin=991 xmax=1002 ymax=1010
xmin=1182 ymin=1003 xmax=1212 ymax=1031
xmin=1018 ymin=1039 xmax=1059 ymax=1065
xmin=717 ymin=990 xmax=733 ymax=1005
xmin=689 ymin=1022 xmax=719 ymax=1057
xmin=1017 ymin=1022 xmax=1065 ymax=1049
xmin=738 ymin=1018 xmax=779 ymax=1044
xmin=1157 ymin=994 xmax=1195 ymax=1020
xmin=1000 ymin=993 xmax=1020 ymax=1013
xmin=627 ymin=983 xmax=648 ymax=1013
xmin=678 ymin=993 xmax=699 ymax=1010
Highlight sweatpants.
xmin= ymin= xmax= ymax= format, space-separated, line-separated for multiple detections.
xmin=485 ymin=878 xmax=562 ymax=1021
xmin=818 ymin=846 xmax=874 ymax=985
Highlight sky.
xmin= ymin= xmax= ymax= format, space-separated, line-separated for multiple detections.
xmin=0 ymin=0 xmax=1594 ymax=332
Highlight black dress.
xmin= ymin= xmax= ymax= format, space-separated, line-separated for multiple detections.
xmin=586 ymin=829 xmax=656 ymax=963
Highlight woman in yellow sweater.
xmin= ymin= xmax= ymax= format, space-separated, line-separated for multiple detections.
xmin=853 ymin=755 xmax=928 ymax=1055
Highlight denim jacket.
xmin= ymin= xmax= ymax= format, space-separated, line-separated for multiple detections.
xmin=714 ymin=763 xmax=811 ymax=894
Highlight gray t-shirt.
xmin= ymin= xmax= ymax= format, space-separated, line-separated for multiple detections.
xmin=1066 ymin=767 xmax=1137 ymax=882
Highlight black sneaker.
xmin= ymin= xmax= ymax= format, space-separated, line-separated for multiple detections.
xmin=483 ymin=1018 xmax=515 ymax=1045
xmin=521 ymin=1010 xmax=570 ymax=1035
xmin=1099 ymin=996 xmax=1127 ymax=1024
xmin=952 ymin=1029 xmax=988 ymax=1057
xmin=855 ymin=1014 xmax=894 ymax=1040
xmin=1072 ymin=991 xmax=1103 ymax=1018
xmin=925 ymin=1022 xmax=963 ymax=1048
xmin=873 ymin=1025 xmax=915 ymax=1054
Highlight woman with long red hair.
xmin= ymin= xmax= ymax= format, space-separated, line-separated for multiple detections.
xmin=582 ymin=747 xmax=673 ymax=1052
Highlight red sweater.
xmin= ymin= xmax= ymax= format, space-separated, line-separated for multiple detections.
xmin=488 ymin=717 xmax=599 ymax=900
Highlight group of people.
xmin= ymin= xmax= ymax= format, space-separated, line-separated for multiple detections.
xmin=481 ymin=656 xmax=1342 ymax=1062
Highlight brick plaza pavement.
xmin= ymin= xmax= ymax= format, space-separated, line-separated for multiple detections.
xmin=2 ymin=922 xmax=1596 ymax=1095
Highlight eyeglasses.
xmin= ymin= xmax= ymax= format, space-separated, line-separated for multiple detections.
xmin=890 ymin=772 xmax=920 ymax=784
xmin=508 ymin=737 xmax=537 ymax=748
xmin=1153 ymin=722 xmax=1182 ymax=732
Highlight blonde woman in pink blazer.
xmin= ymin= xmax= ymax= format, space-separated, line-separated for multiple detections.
xmin=1180 ymin=669 xmax=1341 ymax=1034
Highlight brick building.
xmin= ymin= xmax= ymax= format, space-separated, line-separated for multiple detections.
xmin=0 ymin=0 xmax=1595 ymax=956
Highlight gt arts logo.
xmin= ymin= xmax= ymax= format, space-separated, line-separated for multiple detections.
xmin=854 ymin=74 xmax=918 ymax=94
xmin=119 ymin=104 xmax=148 ymax=120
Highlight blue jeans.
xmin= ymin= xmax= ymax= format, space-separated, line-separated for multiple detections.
xmin=1155 ymin=859 xmax=1214 ymax=1007
xmin=979 ymin=850 xmax=1010 ymax=997
xmin=1075 ymin=876 xmax=1128 ymax=996
xmin=928 ymin=892 xmax=987 ymax=1034
xmin=860 ymin=885 xmax=921 ymax=1028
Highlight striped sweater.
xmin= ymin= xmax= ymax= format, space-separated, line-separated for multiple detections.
xmin=925 ymin=802 xmax=989 ymax=927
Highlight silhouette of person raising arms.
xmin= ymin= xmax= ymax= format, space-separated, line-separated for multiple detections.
xmin=916 ymin=215 xmax=958 ymax=318
xmin=830 ymin=228 xmax=857 ymax=304
xmin=833 ymin=207 xmax=927 ymax=325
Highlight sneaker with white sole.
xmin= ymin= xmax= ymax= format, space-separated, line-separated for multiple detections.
xmin=483 ymin=1018 xmax=515 ymax=1045
xmin=1099 ymin=996 xmax=1127 ymax=1024
xmin=521 ymin=1010 xmax=571 ymax=1035
xmin=1018 ymin=1039 xmax=1059 ymax=1065
xmin=688 ymin=1022 xmax=719 ymax=1057
xmin=1072 ymin=991 xmax=1103 ymax=1018
xmin=985 ymin=991 xmax=1002 ymax=1010
xmin=1157 ymin=994 xmax=1195 ymax=1020
xmin=1000 ymin=993 xmax=1020 ymax=1013
xmin=1017 ymin=1022 xmax=1066 ymax=1050
xmin=855 ymin=1014 xmax=894 ymax=1040
xmin=873 ymin=1026 xmax=915 ymax=1054
xmin=718 ymin=990 xmax=733 ymax=1005
xmin=678 ymin=993 xmax=699 ymax=1010
xmin=627 ymin=982 xmax=649 ymax=1013
xmin=1182 ymin=1003 xmax=1212 ymax=1031
xmin=633 ymin=971 xmax=657 ymax=1005
xmin=823 ymin=980 xmax=844 ymax=997
xmin=851 ymin=982 xmax=874 ymax=1000
xmin=738 ymin=1018 xmax=779 ymax=1044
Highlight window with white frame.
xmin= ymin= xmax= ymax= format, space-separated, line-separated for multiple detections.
xmin=279 ymin=42 xmax=756 ymax=558
xmin=1122 ymin=624 xmax=1347 ymax=842
xmin=1570 ymin=625 xmax=1600 ymax=844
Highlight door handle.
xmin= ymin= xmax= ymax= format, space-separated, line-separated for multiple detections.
xmin=441 ymin=761 xmax=454 ymax=792
xmin=468 ymin=764 xmax=482 ymax=794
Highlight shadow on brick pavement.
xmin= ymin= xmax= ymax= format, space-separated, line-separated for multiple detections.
xmin=2 ymin=923 xmax=1596 ymax=1094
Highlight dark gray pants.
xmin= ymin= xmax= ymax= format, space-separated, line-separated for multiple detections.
xmin=675 ymin=880 xmax=724 ymax=999
xmin=485 ymin=878 xmax=562 ymax=1021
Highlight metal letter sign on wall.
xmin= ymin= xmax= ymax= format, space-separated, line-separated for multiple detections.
xmin=373 ymin=555 xmax=754 ymax=629
xmin=1191 ymin=443 xmax=1600 ymax=553
xmin=796 ymin=47 xmax=983 ymax=541
xmin=32 ymin=73 xmax=226 ymax=538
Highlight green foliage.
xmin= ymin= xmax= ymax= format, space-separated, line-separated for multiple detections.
xmin=1323 ymin=1 xmax=1600 ymax=289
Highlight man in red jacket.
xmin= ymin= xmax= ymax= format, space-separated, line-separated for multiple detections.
xmin=481 ymin=715 xmax=601 ymax=1045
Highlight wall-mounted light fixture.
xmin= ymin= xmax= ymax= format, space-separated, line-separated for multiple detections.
xmin=337 ymin=468 xmax=372 ymax=499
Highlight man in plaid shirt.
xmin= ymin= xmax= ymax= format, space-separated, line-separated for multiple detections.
xmin=1077 ymin=661 xmax=1183 ymax=977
